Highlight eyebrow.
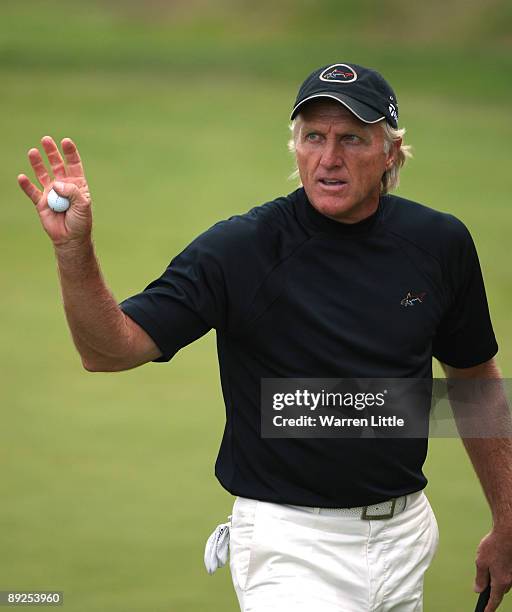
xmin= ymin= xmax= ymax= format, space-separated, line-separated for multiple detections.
xmin=300 ymin=121 xmax=371 ymax=137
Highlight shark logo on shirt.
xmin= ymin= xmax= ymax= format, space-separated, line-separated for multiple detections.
xmin=400 ymin=291 xmax=426 ymax=307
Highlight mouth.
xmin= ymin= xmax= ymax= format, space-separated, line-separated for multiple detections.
xmin=318 ymin=178 xmax=348 ymax=191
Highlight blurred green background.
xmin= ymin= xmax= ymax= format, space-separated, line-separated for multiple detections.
xmin=2 ymin=0 xmax=511 ymax=610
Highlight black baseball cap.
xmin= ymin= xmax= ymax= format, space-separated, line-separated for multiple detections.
xmin=290 ymin=62 xmax=399 ymax=128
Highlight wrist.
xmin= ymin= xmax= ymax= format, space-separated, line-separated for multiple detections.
xmin=492 ymin=515 xmax=512 ymax=535
xmin=53 ymin=239 xmax=97 ymax=278
xmin=53 ymin=237 xmax=94 ymax=256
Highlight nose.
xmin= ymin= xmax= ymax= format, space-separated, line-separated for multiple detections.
xmin=319 ymin=139 xmax=343 ymax=169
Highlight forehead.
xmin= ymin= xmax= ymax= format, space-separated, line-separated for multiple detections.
xmin=298 ymin=99 xmax=367 ymax=127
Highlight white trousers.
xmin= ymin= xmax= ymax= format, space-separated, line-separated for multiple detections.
xmin=229 ymin=491 xmax=439 ymax=612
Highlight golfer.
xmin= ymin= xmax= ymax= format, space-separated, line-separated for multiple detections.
xmin=18 ymin=62 xmax=512 ymax=612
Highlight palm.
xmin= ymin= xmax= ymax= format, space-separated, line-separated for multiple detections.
xmin=18 ymin=136 xmax=92 ymax=246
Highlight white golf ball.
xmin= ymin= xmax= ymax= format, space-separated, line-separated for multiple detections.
xmin=48 ymin=188 xmax=70 ymax=213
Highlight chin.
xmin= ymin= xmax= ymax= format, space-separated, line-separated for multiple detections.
xmin=310 ymin=194 xmax=356 ymax=220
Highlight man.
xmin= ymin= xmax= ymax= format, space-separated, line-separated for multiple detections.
xmin=17 ymin=62 xmax=512 ymax=611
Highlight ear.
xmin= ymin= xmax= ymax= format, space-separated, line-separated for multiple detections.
xmin=385 ymin=137 xmax=402 ymax=169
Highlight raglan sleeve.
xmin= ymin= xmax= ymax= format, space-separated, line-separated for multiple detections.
xmin=118 ymin=221 xmax=231 ymax=363
xmin=432 ymin=217 xmax=498 ymax=368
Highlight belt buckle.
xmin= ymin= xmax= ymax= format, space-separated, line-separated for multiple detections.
xmin=361 ymin=498 xmax=396 ymax=520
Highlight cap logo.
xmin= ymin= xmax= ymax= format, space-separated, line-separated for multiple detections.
xmin=320 ymin=64 xmax=357 ymax=83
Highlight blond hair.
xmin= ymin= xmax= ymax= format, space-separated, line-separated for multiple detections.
xmin=287 ymin=116 xmax=413 ymax=194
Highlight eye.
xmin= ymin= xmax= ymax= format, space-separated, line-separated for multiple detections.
xmin=304 ymin=132 xmax=322 ymax=142
xmin=343 ymin=134 xmax=362 ymax=143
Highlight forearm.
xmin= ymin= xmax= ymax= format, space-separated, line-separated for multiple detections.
xmin=448 ymin=365 xmax=512 ymax=529
xmin=54 ymin=239 xmax=131 ymax=369
xmin=462 ymin=435 xmax=512 ymax=530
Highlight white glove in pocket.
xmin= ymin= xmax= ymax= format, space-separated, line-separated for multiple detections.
xmin=204 ymin=517 xmax=231 ymax=575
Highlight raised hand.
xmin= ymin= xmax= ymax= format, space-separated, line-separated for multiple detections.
xmin=18 ymin=136 xmax=93 ymax=248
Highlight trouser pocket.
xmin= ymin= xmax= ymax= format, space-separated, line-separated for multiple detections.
xmin=425 ymin=497 xmax=440 ymax=561
xmin=229 ymin=497 xmax=259 ymax=593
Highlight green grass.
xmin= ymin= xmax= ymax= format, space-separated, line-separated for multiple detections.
xmin=2 ymin=1 xmax=512 ymax=610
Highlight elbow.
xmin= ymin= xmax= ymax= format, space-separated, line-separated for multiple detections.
xmin=81 ymin=357 xmax=122 ymax=373
xmin=81 ymin=358 xmax=102 ymax=372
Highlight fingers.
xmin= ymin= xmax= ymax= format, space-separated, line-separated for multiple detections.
xmin=41 ymin=135 xmax=67 ymax=179
xmin=17 ymin=173 xmax=43 ymax=206
xmin=27 ymin=136 xmax=85 ymax=190
xmin=485 ymin=583 xmax=505 ymax=611
xmin=475 ymin=562 xmax=490 ymax=593
xmin=28 ymin=147 xmax=52 ymax=188
xmin=61 ymin=137 xmax=85 ymax=177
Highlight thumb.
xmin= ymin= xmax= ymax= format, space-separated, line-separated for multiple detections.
xmin=474 ymin=565 xmax=489 ymax=593
xmin=52 ymin=181 xmax=82 ymax=202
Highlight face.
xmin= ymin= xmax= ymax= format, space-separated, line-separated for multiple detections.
xmin=295 ymin=100 xmax=399 ymax=223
